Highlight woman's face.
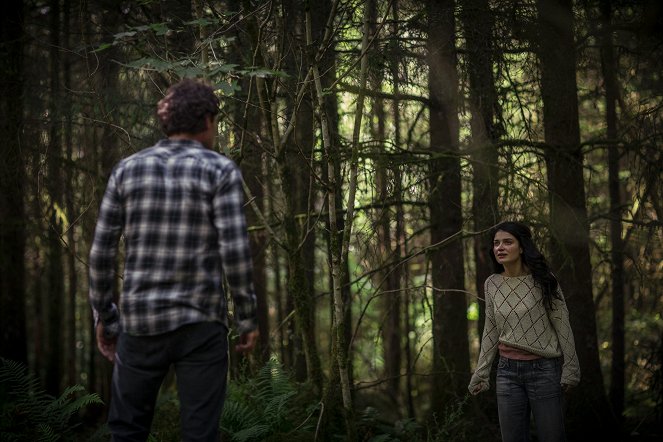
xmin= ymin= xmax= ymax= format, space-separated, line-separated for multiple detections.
xmin=493 ymin=230 xmax=522 ymax=266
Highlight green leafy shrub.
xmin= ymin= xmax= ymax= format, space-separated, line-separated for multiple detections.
xmin=0 ymin=358 xmax=102 ymax=441
xmin=220 ymin=357 xmax=319 ymax=442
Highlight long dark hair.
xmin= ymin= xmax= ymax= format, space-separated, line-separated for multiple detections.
xmin=488 ymin=221 xmax=561 ymax=309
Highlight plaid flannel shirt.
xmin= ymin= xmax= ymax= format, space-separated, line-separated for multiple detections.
xmin=89 ymin=138 xmax=257 ymax=337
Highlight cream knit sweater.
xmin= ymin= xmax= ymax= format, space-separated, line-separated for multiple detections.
xmin=468 ymin=273 xmax=581 ymax=393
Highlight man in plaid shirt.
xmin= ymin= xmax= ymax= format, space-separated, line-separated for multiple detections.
xmin=89 ymin=79 xmax=258 ymax=441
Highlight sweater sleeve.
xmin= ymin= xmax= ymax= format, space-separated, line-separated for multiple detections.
xmin=549 ymin=285 xmax=581 ymax=387
xmin=468 ymin=278 xmax=500 ymax=394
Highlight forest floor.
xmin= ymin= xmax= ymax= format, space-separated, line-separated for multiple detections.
xmin=623 ymin=420 xmax=663 ymax=441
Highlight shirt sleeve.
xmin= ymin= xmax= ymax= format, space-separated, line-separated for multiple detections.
xmin=549 ymin=285 xmax=581 ymax=386
xmin=212 ymin=164 xmax=258 ymax=335
xmin=88 ymin=171 xmax=123 ymax=338
xmin=469 ymin=277 xmax=500 ymax=393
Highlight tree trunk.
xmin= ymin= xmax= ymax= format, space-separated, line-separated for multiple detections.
xmin=247 ymin=175 xmax=270 ymax=364
xmin=600 ymin=0 xmax=625 ymax=424
xmin=239 ymin=79 xmax=269 ymax=365
xmin=387 ymin=0 xmax=404 ymax=411
xmin=87 ymin=0 xmax=122 ymax=411
xmin=46 ymin=0 xmax=65 ymax=396
xmin=236 ymin=0 xmax=325 ymax=388
xmin=275 ymin=149 xmax=323 ymax=391
xmin=0 ymin=0 xmax=27 ymax=365
xmin=460 ymin=0 xmax=500 ymax=333
xmin=536 ymin=0 xmax=616 ymax=436
xmin=461 ymin=0 xmax=501 ymax=429
xmin=368 ymin=0 xmax=403 ymax=411
xmin=315 ymin=0 xmax=354 ymax=395
xmin=309 ymin=0 xmax=358 ymax=436
xmin=427 ymin=0 xmax=470 ymax=415
xmin=281 ymin=0 xmax=319 ymax=379
xmin=63 ymin=0 xmax=79 ymax=388
xmin=226 ymin=0 xmax=272 ymax=369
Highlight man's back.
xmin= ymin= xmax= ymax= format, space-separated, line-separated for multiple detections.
xmin=88 ymin=79 xmax=258 ymax=442
xmin=90 ymin=138 xmax=253 ymax=336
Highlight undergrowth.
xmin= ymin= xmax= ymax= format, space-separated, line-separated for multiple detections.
xmin=0 ymin=358 xmax=102 ymax=442
xmin=220 ymin=357 xmax=320 ymax=441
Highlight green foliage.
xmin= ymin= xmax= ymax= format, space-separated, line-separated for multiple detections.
xmin=356 ymin=406 xmax=422 ymax=441
xmin=353 ymin=395 xmax=474 ymax=442
xmin=621 ymin=311 xmax=663 ymax=421
xmin=426 ymin=395 xmax=471 ymax=442
xmin=220 ymin=357 xmax=319 ymax=442
xmin=0 ymin=358 xmax=102 ymax=442
xmin=149 ymin=391 xmax=182 ymax=442
xmin=92 ymin=19 xmax=288 ymax=85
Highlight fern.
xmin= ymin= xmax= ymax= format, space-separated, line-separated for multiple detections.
xmin=0 ymin=358 xmax=103 ymax=441
xmin=220 ymin=357 xmax=318 ymax=441
xmin=220 ymin=398 xmax=261 ymax=431
xmin=231 ymin=423 xmax=271 ymax=442
xmin=35 ymin=423 xmax=59 ymax=442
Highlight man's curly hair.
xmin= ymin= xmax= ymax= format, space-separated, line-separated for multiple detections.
xmin=157 ymin=79 xmax=220 ymax=135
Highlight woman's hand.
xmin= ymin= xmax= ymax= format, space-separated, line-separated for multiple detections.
xmin=469 ymin=381 xmax=488 ymax=395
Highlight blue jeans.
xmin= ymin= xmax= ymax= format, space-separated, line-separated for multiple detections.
xmin=496 ymin=356 xmax=566 ymax=442
xmin=108 ymin=322 xmax=229 ymax=442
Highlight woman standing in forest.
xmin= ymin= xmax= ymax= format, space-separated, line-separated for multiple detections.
xmin=468 ymin=221 xmax=580 ymax=441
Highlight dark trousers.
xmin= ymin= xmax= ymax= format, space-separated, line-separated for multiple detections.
xmin=108 ymin=322 xmax=229 ymax=442
xmin=496 ymin=356 xmax=566 ymax=442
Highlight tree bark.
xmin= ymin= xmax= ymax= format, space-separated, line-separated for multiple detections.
xmin=308 ymin=0 xmax=357 ymax=436
xmin=46 ymin=0 xmax=65 ymax=396
xmin=460 ymin=0 xmax=500 ymax=332
xmin=226 ymin=0 xmax=272 ymax=369
xmin=461 ymin=0 xmax=501 ymax=428
xmin=600 ymin=0 xmax=625 ymax=424
xmin=387 ymin=1 xmax=405 ymax=412
xmin=427 ymin=0 xmax=470 ymax=415
xmin=86 ymin=0 xmax=123 ymax=411
xmin=63 ymin=0 xmax=79 ymax=388
xmin=281 ymin=0 xmax=319 ymax=378
xmin=368 ymin=0 xmax=403 ymax=411
xmin=536 ymin=0 xmax=616 ymax=436
xmin=316 ymin=0 xmax=354 ymax=395
xmin=0 ymin=0 xmax=27 ymax=365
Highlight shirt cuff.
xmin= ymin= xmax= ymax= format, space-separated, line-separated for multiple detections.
xmin=235 ymin=317 xmax=258 ymax=335
xmin=93 ymin=304 xmax=121 ymax=338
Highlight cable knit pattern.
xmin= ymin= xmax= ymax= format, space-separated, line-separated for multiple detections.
xmin=468 ymin=274 xmax=581 ymax=393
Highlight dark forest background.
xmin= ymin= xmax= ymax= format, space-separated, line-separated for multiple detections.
xmin=0 ymin=0 xmax=661 ymax=440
